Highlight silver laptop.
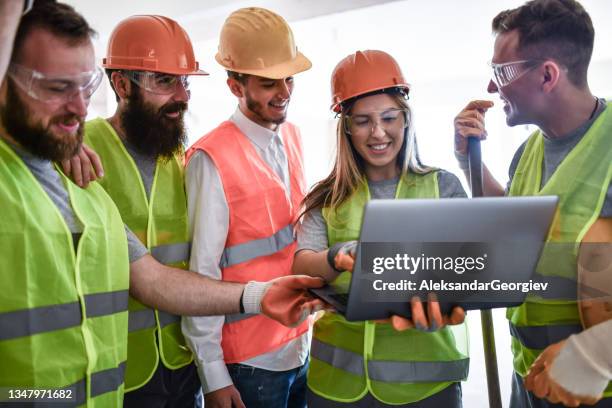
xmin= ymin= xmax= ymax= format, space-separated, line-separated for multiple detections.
xmin=310 ymin=196 xmax=558 ymax=321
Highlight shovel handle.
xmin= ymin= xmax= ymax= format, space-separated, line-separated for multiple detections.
xmin=468 ymin=136 xmax=502 ymax=408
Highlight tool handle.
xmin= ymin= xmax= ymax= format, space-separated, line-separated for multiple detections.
xmin=468 ymin=137 xmax=484 ymax=198
xmin=468 ymin=136 xmax=502 ymax=408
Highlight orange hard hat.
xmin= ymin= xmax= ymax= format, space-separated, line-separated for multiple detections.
xmin=330 ymin=50 xmax=409 ymax=112
xmin=103 ymin=15 xmax=208 ymax=76
xmin=215 ymin=7 xmax=311 ymax=79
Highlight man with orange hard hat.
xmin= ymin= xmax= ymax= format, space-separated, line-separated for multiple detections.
xmin=81 ymin=15 xmax=207 ymax=407
xmin=183 ymin=7 xmax=312 ymax=408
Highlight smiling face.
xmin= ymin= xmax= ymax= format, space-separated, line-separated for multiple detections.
xmin=234 ymin=75 xmax=294 ymax=130
xmin=487 ymin=30 xmax=541 ymax=127
xmin=347 ymin=93 xmax=406 ymax=181
xmin=118 ymin=72 xmax=189 ymax=160
xmin=0 ymin=28 xmax=95 ymax=161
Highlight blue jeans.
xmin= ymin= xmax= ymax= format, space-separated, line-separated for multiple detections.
xmin=227 ymin=360 xmax=308 ymax=408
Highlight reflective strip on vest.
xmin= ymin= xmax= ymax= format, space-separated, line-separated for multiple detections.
xmin=65 ymin=361 xmax=127 ymax=405
xmin=509 ymin=321 xmax=582 ymax=350
xmin=224 ymin=313 xmax=258 ymax=324
xmin=91 ymin=361 xmax=126 ymax=398
xmin=128 ymin=309 xmax=156 ymax=332
xmin=532 ymin=275 xmax=577 ymax=300
xmin=0 ymin=291 xmax=129 ymax=341
xmin=311 ymin=338 xmax=469 ymax=383
xmin=369 ymin=358 xmax=469 ymax=383
xmin=532 ymin=274 xmax=608 ymax=300
xmin=158 ymin=311 xmax=181 ymax=328
xmin=85 ymin=290 xmax=129 ymax=318
xmin=219 ymin=224 xmax=294 ymax=268
xmin=151 ymin=242 xmax=191 ymax=265
xmin=311 ymin=337 xmax=365 ymax=377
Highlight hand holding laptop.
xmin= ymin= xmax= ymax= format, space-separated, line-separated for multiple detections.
xmin=327 ymin=240 xmax=465 ymax=331
xmin=380 ymin=294 xmax=466 ymax=332
xmin=327 ymin=241 xmax=358 ymax=273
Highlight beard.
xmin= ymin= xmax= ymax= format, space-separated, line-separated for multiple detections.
xmin=0 ymin=79 xmax=83 ymax=161
xmin=245 ymin=90 xmax=287 ymax=127
xmin=120 ymin=90 xmax=188 ymax=161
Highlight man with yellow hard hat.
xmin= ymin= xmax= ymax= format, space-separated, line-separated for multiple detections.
xmin=184 ymin=7 xmax=312 ymax=408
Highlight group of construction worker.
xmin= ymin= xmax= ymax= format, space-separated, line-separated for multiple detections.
xmin=0 ymin=0 xmax=610 ymax=407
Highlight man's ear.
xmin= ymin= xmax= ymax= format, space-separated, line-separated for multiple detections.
xmin=227 ymin=77 xmax=244 ymax=98
xmin=111 ymin=71 xmax=131 ymax=99
xmin=541 ymin=61 xmax=562 ymax=94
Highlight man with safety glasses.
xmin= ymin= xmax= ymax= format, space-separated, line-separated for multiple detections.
xmin=81 ymin=14 xmax=208 ymax=407
xmin=453 ymin=0 xmax=612 ymax=407
xmin=0 ymin=3 xmax=324 ymax=406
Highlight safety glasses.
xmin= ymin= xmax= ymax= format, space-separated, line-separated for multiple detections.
xmin=8 ymin=63 xmax=103 ymax=104
xmin=489 ymin=59 xmax=544 ymax=88
xmin=123 ymin=71 xmax=190 ymax=96
xmin=344 ymin=108 xmax=409 ymax=136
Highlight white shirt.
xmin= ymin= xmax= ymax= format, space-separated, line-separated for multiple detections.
xmin=182 ymin=107 xmax=311 ymax=394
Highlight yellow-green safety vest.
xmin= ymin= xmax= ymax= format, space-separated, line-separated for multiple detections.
xmin=507 ymin=103 xmax=612 ymax=396
xmin=309 ymin=171 xmax=470 ymax=405
xmin=0 ymin=138 xmax=129 ymax=407
xmin=85 ymin=118 xmax=192 ymax=391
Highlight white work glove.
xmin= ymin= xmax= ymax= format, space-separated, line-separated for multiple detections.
xmin=242 ymin=275 xmax=326 ymax=327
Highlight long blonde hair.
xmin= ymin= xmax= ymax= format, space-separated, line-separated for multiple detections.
xmin=300 ymin=91 xmax=433 ymax=218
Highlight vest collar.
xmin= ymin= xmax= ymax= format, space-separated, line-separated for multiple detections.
xmin=231 ymin=106 xmax=283 ymax=151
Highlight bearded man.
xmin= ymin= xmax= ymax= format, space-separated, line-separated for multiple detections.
xmin=82 ymin=14 xmax=207 ymax=407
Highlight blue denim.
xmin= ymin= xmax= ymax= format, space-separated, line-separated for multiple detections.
xmin=227 ymin=360 xmax=308 ymax=408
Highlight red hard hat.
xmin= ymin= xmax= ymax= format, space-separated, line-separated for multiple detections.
xmin=330 ymin=50 xmax=409 ymax=112
xmin=103 ymin=15 xmax=208 ymax=75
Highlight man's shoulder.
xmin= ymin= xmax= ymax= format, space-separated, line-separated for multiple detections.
xmin=84 ymin=117 xmax=109 ymax=134
xmin=190 ymin=121 xmax=240 ymax=149
xmin=84 ymin=117 xmax=118 ymax=147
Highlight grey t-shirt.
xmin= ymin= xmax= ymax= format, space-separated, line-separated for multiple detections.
xmin=506 ymin=98 xmax=611 ymax=217
xmin=297 ymin=170 xmax=467 ymax=252
xmin=11 ymin=144 xmax=148 ymax=262
xmin=123 ymin=139 xmax=157 ymax=198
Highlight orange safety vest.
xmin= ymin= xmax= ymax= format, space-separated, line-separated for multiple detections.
xmin=186 ymin=121 xmax=309 ymax=363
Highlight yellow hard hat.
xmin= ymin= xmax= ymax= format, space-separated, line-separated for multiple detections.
xmin=215 ymin=7 xmax=311 ymax=79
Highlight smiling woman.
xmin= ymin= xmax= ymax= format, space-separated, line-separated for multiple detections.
xmin=292 ymin=49 xmax=470 ymax=407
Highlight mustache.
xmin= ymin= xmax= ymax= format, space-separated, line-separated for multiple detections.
xmin=160 ymin=101 xmax=188 ymax=115
xmin=52 ymin=114 xmax=84 ymax=126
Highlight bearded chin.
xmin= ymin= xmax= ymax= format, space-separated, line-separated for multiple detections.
xmin=0 ymin=79 xmax=84 ymax=161
xmin=121 ymin=91 xmax=187 ymax=161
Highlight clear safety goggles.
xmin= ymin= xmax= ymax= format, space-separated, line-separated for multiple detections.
xmin=489 ymin=59 xmax=543 ymax=88
xmin=7 ymin=63 xmax=103 ymax=104
xmin=123 ymin=70 xmax=190 ymax=96
xmin=344 ymin=108 xmax=409 ymax=136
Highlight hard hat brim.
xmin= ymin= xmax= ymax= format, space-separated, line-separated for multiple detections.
xmin=215 ymin=52 xmax=311 ymax=79
xmin=187 ymin=69 xmax=209 ymax=76
xmin=102 ymin=58 xmax=209 ymax=76
xmin=331 ymin=82 xmax=410 ymax=112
